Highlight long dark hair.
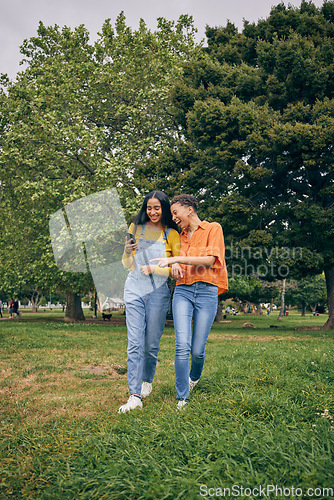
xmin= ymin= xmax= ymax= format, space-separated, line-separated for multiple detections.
xmin=132 ymin=191 xmax=178 ymax=230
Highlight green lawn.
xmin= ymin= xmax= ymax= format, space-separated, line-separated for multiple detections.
xmin=0 ymin=312 xmax=333 ymax=499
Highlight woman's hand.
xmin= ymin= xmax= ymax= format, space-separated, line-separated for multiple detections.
xmin=124 ymin=238 xmax=138 ymax=254
xmin=171 ymin=263 xmax=184 ymax=280
xmin=141 ymin=264 xmax=156 ymax=275
xmin=151 ymin=256 xmax=175 ymax=268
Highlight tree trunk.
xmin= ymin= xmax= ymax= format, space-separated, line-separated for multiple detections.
xmin=254 ymin=303 xmax=262 ymax=315
xmin=97 ymin=296 xmax=102 ymax=313
xmin=64 ymin=290 xmax=85 ymax=322
xmin=31 ymin=289 xmax=41 ymax=313
xmin=301 ymin=301 xmax=306 ymax=317
xmin=240 ymin=301 xmax=250 ymax=314
xmin=215 ymin=304 xmax=223 ymax=322
xmin=278 ymin=279 xmax=286 ymax=320
xmin=322 ymin=267 xmax=334 ymax=329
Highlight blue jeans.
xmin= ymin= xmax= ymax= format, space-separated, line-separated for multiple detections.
xmin=125 ymin=281 xmax=171 ymax=395
xmin=173 ymin=282 xmax=218 ymax=399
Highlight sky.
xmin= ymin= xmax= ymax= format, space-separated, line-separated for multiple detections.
xmin=1 ymin=0 xmax=326 ymax=80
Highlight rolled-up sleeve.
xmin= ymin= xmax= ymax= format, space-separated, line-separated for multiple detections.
xmin=203 ymin=222 xmax=225 ymax=268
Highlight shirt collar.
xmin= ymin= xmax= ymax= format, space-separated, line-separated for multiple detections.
xmin=181 ymin=220 xmax=209 ymax=235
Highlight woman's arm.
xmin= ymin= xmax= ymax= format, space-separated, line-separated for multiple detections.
xmin=143 ymin=228 xmax=181 ymax=276
xmin=151 ymin=255 xmax=215 ymax=268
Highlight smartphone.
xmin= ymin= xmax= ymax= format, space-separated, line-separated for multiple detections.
xmin=126 ymin=232 xmax=136 ymax=244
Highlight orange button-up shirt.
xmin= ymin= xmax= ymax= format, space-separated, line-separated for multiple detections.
xmin=176 ymin=221 xmax=228 ymax=295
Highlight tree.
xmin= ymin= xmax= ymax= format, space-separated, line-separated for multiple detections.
xmin=0 ymin=14 xmax=199 ymax=320
xmin=223 ymin=276 xmax=278 ymax=314
xmin=278 ymin=279 xmax=287 ymax=320
xmin=285 ymin=274 xmax=327 ymax=315
xmin=144 ymin=1 xmax=334 ymax=328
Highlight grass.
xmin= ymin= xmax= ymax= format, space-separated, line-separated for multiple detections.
xmin=0 ymin=311 xmax=333 ymax=499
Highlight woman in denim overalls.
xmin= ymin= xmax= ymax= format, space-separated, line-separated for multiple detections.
xmin=119 ymin=191 xmax=180 ymax=413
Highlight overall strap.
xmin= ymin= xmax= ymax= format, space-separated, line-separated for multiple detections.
xmin=139 ymin=222 xmax=156 ymax=290
xmin=132 ymin=223 xmax=145 ymax=256
xmin=163 ymin=227 xmax=171 ymax=241
xmin=140 ymin=223 xmax=147 ymax=237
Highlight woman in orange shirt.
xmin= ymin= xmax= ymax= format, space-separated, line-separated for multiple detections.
xmin=152 ymin=194 xmax=228 ymax=409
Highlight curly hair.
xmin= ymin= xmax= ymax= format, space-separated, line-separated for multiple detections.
xmin=170 ymin=194 xmax=198 ymax=212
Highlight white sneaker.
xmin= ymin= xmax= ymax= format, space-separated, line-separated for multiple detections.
xmin=177 ymin=399 xmax=188 ymax=410
xmin=141 ymin=382 xmax=152 ymax=398
xmin=189 ymin=377 xmax=199 ymax=392
xmin=118 ymin=395 xmax=142 ymax=414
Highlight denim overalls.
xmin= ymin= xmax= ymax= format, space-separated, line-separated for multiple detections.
xmin=124 ymin=224 xmax=171 ymax=395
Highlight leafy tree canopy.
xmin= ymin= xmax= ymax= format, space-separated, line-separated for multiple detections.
xmin=0 ymin=13 xmax=199 ymax=317
xmin=137 ymin=1 xmax=334 ymax=328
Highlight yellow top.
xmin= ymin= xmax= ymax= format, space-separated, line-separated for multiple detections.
xmin=122 ymin=223 xmax=180 ymax=276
